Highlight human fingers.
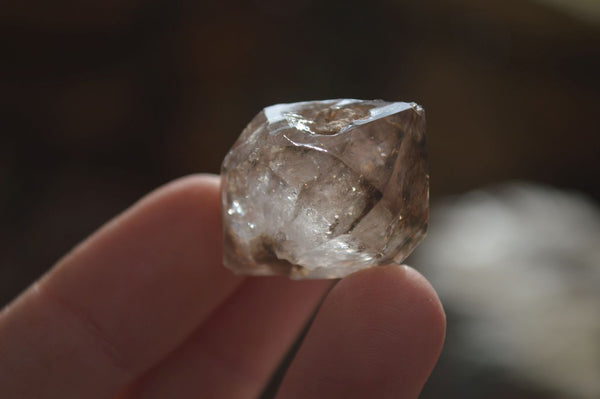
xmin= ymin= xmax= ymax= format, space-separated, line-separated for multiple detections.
xmin=275 ymin=265 xmax=446 ymax=399
xmin=126 ymin=277 xmax=332 ymax=399
xmin=0 ymin=174 xmax=243 ymax=399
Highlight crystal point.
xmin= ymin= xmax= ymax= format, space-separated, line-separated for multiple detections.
xmin=221 ymin=99 xmax=428 ymax=279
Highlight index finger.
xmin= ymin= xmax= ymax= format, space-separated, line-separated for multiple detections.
xmin=0 ymin=174 xmax=243 ymax=398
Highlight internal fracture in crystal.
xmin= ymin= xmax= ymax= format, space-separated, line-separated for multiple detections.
xmin=221 ymin=99 xmax=429 ymax=279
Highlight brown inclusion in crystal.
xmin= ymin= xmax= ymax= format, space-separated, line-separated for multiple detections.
xmin=221 ymin=99 xmax=428 ymax=279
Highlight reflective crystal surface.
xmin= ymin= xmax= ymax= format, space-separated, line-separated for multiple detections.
xmin=221 ymin=99 xmax=429 ymax=279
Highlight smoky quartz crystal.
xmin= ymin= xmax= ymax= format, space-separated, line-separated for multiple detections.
xmin=221 ymin=99 xmax=428 ymax=279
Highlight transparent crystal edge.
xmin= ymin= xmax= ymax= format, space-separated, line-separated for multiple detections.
xmin=263 ymin=99 xmax=421 ymax=124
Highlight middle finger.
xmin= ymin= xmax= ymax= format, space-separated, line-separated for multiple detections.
xmin=126 ymin=276 xmax=332 ymax=399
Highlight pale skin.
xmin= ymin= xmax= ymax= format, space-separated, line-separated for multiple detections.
xmin=0 ymin=174 xmax=445 ymax=398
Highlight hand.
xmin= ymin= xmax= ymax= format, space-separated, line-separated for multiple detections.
xmin=0 ymin=174 xmax=445 ymax=399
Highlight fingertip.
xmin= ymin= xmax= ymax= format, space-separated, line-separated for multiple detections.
xmin=141 ymin=174 xmax=222 ymax=214
xmin=334 ymin=264 xmax=445 ymax=330
xmin=338 ymin=264 xmax=446 ymax=361
xmin=164 ymin=173 xmax=221 ymax=192
xmin=113 ymin=173 xmax=224 ymax=247
xmin=402 ymin=265 xmax=447 ymax=331
xmin=276 ymin=264 xmax=446 ymax=399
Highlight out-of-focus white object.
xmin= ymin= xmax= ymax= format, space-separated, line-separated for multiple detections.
xmin=412 ymin=182 xmax=600 ymax=399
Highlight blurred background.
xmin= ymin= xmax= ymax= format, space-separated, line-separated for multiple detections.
xmin=1 ymin=0 xmax=599 ymax=397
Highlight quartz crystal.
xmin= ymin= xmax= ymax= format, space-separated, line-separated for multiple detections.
xmin=221 ymin=99 xmax=429 ymax=279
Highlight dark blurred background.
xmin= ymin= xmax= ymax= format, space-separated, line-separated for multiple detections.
xmin=1 ymin=0 xmax=599 ymax=397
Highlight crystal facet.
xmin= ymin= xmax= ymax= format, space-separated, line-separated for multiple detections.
xmin=221 ymin=99 xmax=429 ymax=279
